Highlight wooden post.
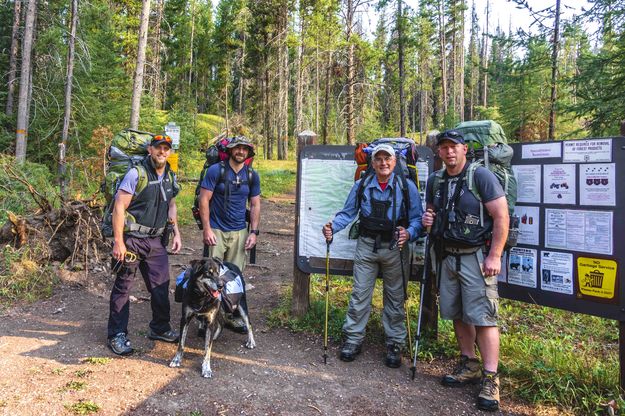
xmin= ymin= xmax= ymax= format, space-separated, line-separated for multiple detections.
xmin=621 ymin=321 xmax=625 ymax=395
xmin=292 ymin=130 xmax=317 ymax=317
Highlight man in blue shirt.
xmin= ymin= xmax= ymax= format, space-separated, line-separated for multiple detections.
xmin=198 ymin=136 xmax=260 ymax=333
xmin=322 ymin=143 xmax=424 ymax=368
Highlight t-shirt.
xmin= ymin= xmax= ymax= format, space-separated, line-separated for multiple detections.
xmin=426 ymin=165 xmax=504 ymax=233
xmin=200 ymin=162 xmax=261 ymax=232
xmin=116 ymin=168 xmax=165 ymax=198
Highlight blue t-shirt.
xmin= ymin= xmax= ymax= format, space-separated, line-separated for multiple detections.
xmin=200 ymin=162 xmax=261 ymax=231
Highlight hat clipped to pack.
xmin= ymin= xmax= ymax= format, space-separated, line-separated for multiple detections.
xmin=436 ymin=130 xmax=465 ymax=145
xmin=150 ymin=134 xmax=173 ymax=148
xmin=226 ymin=136 xmax=255 ymax=158
xmin=372 ymin=143 xmax=395 ymax=158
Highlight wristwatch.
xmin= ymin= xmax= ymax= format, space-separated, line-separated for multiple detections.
xmin=250 ymin=229 xmax=260 ymax=235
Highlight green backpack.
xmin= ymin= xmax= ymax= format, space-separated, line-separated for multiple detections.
xmin=454 ymin=120 xmax=517 ymax=217
xmin=101 ymin=128 xmax=170 ymax=238
xmin=432 ymin=120 xmax=519 ymax=247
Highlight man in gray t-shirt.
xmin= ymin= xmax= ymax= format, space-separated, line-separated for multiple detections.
xmin=422 ymin=130 xmax=509 ymax=413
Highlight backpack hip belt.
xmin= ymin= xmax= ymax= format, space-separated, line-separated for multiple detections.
xmin=126 ymin=222 xmax=166 ymax=236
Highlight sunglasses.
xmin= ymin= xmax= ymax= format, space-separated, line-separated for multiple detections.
xmin=153 ymin=135 xmax=172 ymax=143
xmin=437 ymin=130 xmax=463 ymax=141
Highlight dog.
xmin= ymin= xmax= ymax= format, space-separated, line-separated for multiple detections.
xmin=169 ymin=257 xmax=256 ymax=378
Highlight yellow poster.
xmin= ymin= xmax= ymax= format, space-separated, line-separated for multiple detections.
xmin=577 ymin=257 xmax=617 ymax=299
xmin=167 ymin=152 xmax=179 ymax=173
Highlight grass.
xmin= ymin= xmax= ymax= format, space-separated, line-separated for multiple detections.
xmin=81 ymin=357 xmax=111 ymax=365
xmin=64 ymin=400 xmax=100 ymax=415
xmin=60 ymin=381 xmax=86 ymax=392
xmin=0 ymin=244 xmax=57 ymax=306
xmin=269 ymin=273 xmax=624 ymax=415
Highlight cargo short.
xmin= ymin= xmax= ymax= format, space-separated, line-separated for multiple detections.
xmin=435 ymin=247 xmax=499 ymax=327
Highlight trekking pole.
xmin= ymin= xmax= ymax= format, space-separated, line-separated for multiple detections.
xmin=323 ymin=237 xmax=332 ymax=364
xmin=411 ymin=227 xmax=430 ymax=380
xmin=397 ymin=229 xmax=413 ymax=359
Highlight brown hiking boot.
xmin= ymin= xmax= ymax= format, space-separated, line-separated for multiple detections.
xmin=477 ymin=370 xmax=500 ymax=412
xmin=441 ymin=355 xmax=481 ymax=387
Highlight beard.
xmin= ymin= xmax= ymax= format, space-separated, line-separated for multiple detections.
xmin=151 ymin=156 xmax=167 ymax=169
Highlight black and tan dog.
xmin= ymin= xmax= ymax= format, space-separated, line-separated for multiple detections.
xmin=169 ymin=257 xmax=256 ymax=378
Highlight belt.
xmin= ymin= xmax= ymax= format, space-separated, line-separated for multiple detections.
xmin=444 ymin=245 xmax=482 ymax=255
xmin=360 ymin=228 xmax=393 ymax=241
xmin=126 ymin=222 xmax=165 ymax=236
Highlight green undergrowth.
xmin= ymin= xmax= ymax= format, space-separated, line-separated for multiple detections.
xmin=0 ymin=244 xmax=57 ymax=306
xmin=269 ymin=274 xmax=623 ymax=415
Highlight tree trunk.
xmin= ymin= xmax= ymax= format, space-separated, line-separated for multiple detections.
xmin=238 ymin=33 xmax=246 ymax=114
xmin=59 ymin=0 xmax=78 ymax=201
xmin=188 ymin=0 xmax=195 ymax=93
xmin=263 ymin=67 xmax=273 ymax=159
xmin=397 ymin=0 xmax=406 ymax=136
xmin=293 ymin=2 xmax=305 ymax=138
xmin=481 ymin=0 xmax=489 ymax=107
xmin=548 ymin=0 xmax=561 ymax=140
xmin=5 ymin=0 xmax=21 ymax=116
xmin=458 ymin=0 xmax=465 ymax=121
xmin=321 ymin=51 xmax=332 ymax=145
xmin=129 ymin=0 xmax=151 ymax=130
xmin=153 ymin=0 xmax=164 ymax=108
xmin=277 ymin=5 xmax=289 ymax=160
xmin=438 ymin=0 xmax=448 ymax=119
xmin=14 ymin=0 xmax=37 ymax=164
xmin=345 ymin=0 xmax=355 ymax=145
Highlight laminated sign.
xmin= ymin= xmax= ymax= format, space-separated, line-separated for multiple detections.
xmin=577 ymin=257 xmax=617 ymax=301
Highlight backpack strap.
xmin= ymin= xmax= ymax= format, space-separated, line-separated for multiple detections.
xmin=466 ymin=162 xmax=484 ymax=227
xmin=134 ymin=165 xmax=149 ymax=199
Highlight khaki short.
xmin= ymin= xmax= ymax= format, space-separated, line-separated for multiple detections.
xmin=208 ymin=228 xmax=248 ymax=271
xmin=435 ymin=247 xmax=499 ymax=327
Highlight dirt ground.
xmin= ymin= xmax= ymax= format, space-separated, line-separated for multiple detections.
xmin=0 ymin=198 xmax=553 ymax=416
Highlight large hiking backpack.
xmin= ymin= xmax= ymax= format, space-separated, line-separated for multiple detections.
xmin=453 ymin=120 xmax=517 ymax=217
xmin=100 ymin=128 xmax=174 ymax=238
xmin=432 ymin=120 xmax=519 ymax=247
xmin=349 ymin=137 xmax=420 ymax=238
xmin=191 ymin=136 xmax=255 ymax=230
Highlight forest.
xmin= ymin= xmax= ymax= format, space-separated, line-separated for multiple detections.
xmin=1 ymin=0 xmax=625 ymax=178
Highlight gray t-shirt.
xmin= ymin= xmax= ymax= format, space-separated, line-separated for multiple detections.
xmin=426 ymin=165 xmax=504 ymax=232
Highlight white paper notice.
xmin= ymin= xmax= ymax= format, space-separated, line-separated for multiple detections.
xmin=497 ymin=252 xmax=507 ymax=283
xmin=508 ymin=247 xmax=537 ymax=288
xmin=543 ymin=164 xmax=576 ymax=204
xmin=563 ymin=139 xmax=612 ymax=163
xmin=580 ymin=163 xmax=616 ymax=206
xmin=540 ymin=251 xmax=573 ymax=295
xmin=545 ymin=209 xmax=613 ymax=255
xmin=514 ymin=205 xmax=540 ymax=246
xmin=513 ymin=165 xmax=541 ymax=203
xmin=522 ymin=142 xmax=562 ymax=159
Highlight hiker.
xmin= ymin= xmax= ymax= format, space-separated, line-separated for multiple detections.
xmin=198 ymin=135 xmax=260 ymax=332
xmin=421 ymin=129 xmax=509 ymax=412
xmin=107 ymin=135 xmax=182 ymax=356
xmin=322 ymin=143 xmax=424 ymax=368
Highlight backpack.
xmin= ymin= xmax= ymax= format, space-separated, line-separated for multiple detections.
xmin=100 ymin=128 xmax=174 ymax=238
xmin=349 ymin=137 xmax=420 ymax=239
xmin=432 ymin=120 xmax=519 ymax=247
xmin=191 ymin=136 xmax=255 ymax=230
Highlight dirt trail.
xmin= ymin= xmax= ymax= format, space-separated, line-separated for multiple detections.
xmin=0 ymin=199 xmax=543 ymax=416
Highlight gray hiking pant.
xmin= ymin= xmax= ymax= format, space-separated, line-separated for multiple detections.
xmin=343 ymin=236 xmax=409 ymax=346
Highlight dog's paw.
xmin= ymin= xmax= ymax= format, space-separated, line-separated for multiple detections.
xmin=245 ymin=340 xmax=256 ymax=349
xmin=169 ymin=356 xmax=182 ymax=368
xmin=201 ymin=364 xmax=212 ymax=378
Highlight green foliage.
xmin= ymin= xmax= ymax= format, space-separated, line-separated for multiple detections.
xmin=81 ymin=357 xmax=111 ymax=365
xmin=254 ymin=159 xmax=296 ymax=198
xmin=64 ymin=400 xmax=100 ymax=415
xmin=0 ymin=245 xmax=57 ymax=306
xmin=60 ymin=381 xmax=86 ymax=392
xmin=0 ymin=155 xmax=58 ymax=223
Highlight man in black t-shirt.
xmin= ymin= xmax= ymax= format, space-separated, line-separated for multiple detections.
xmin=422 ymin=130 xmax=509 ymax=412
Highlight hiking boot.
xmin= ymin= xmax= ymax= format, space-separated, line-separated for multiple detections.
xmin=441 ymin=355 xmax=481 ymax=387
xmin=148 ymin=329 xmax=179 ymax=343
xmin=108 ymin=333 xmax=133 ymax=356
xmin=385 ymin=343 xmax=402 ymax=368
xmin=339 ymin=342 xmax=362 ymax=362
xmin=477 ymin=371 xmax=500 ymax=412
xmin=224 ymin=314 xmax=248 ymax=334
